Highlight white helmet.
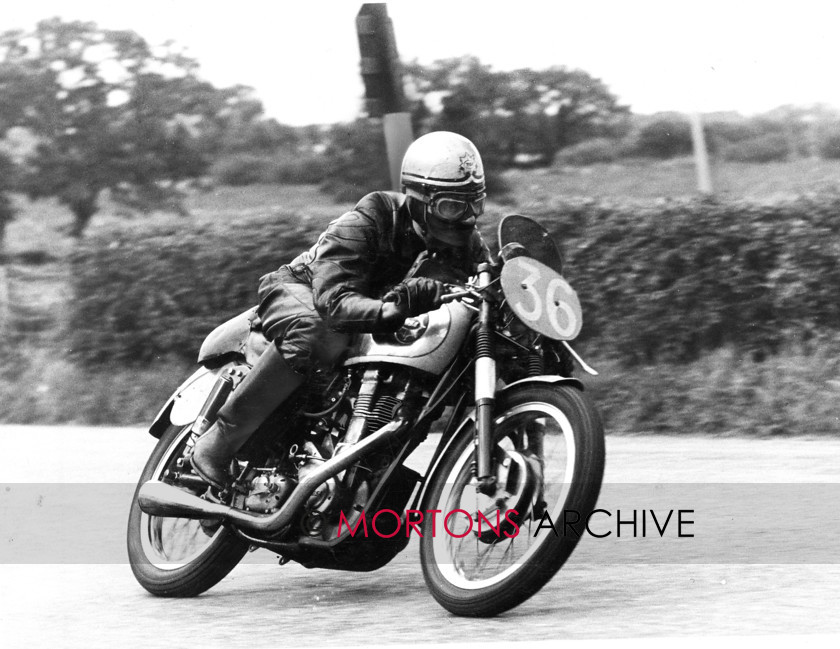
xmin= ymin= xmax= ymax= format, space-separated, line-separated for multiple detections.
xmin=400 ymin=131 xmax=485 ymax=193
xmin=400 ymin=132 xmax=486 ymax=249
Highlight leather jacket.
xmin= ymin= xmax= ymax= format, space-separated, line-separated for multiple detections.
xmin=259 ymin=191 xmax=488 ymax=333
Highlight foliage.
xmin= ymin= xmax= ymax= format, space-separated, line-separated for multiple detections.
xmin=554 ymin=138 xmax=624 ymax=166
xmin=0 ymin=18 xmax=258 ymax=236
xmin=703 ymin=106 xmax=840 ymax=159
xmin=67 ymin=211 xmax=323 ymax=365
xmin=404 ymin=56 xmax=630 ymax=167
xmin=632 ymin=116 xmax=694 ymax=158
xmin=722 ymin=133 xmax=790 ymax=163
xmin=318 ymin=119 xmax=390 ymax=201
xmin=210 ymin=154 xmax=274 ymax=186
xmin=266 ymin=153 xmax=330 ymax=185
xmin=706 ymin=115 xmax=778 ymax=146
xmin=585 ymin=344 xmax=840 ymax=436
xmin=756 ymin=105 xmax=824 ymax=157
xmin=484 ymin=170 xmax=513 ymax=200
xmin=536 ymin=194 xmax=840 ymax=365
xmin=3 ymin=340 xmax=839 ymax=435
xmin=67 ymin=190 xmax=840 ymax=370
xmin=817 ymin=123 xmax=840 ymax=159
xmin=0 ymin=345 xmax=191 ymax=424
xmin=210 ymin=151 xmax=328 ymax=186
xmin=216 ymin=117 xmax=301 ymax=155
xmin=314 ymin=56 xmax=629 ymax=201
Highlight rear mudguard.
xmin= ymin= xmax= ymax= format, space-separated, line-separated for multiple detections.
xmin=197 ymin=306 xmax=269 ymax=366
xmin=149 ymin=366 xmax=221 ymax=438
xmin=148 ymin=307 xmax=268 ymax=439
xmin=412 ymin=375 xmax=584 ymax=509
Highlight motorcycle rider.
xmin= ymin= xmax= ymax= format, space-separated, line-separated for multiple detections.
xmin=190 ymin=131 xmax=490 ymax=490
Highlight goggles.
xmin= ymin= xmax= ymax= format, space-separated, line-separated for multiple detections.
xmin=407 ymin=188 xmax=486 ymax=222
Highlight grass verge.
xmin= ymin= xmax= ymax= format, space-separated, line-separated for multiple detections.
xmin=584 ymin=346 xmax=840 ymax=436
xmin=0 ymin=345 xmax=191 ymax=426
xmin=1 ymin=344 xmax=838 ymax=436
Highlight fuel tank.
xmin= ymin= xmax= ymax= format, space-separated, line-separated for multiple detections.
xmin=343 ymin=301 xmax=472 ymax=375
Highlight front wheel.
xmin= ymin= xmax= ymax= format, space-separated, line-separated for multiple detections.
xmin=126 ymin=422 xmax=248 ymax=597
xmin=420 ymin=384 xmax=605 ymax=617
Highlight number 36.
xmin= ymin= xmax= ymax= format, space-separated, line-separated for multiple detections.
xmin=500 ymin=257 xmax=582 ymax=340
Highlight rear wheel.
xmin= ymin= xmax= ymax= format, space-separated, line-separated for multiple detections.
xmin=420 ymin=384 xmax=605 ymax=617
xmin=126 ymin=423 xmax=248 ymax=597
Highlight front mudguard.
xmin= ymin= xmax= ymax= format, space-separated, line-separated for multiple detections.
xmin=413 ymin=375 xmax=584 ymax=508
xmin=148 ymin=363 xmax=244 ymax=439
xmin=498 ymin=375 xmax=584 ymax=394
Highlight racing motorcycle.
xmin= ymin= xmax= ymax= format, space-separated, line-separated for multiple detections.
xmin=127 ymin=214 xmax=605 ymax=617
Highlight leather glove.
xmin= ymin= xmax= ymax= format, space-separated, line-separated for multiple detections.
xmin=379 ymin=278 xmax=446 ymax=329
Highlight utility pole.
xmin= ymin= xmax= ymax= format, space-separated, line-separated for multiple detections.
xmin=690 ymin=112 xmax=713 ymax=194
xmin=356 ymin=3 xmax=414 ymax=190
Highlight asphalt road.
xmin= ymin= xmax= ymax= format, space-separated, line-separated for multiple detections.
xmin=1 ymin=425 xmax=839 ymax=648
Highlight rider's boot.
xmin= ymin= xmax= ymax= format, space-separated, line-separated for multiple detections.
xmin=189 ymin=420 xmax=247 ymax=491
xmin=190 ymin=343 xmax=304 ymax=490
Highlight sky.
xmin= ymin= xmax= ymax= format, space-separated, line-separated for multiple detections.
xmin=4 ymin=0 xmax=840 ymax=125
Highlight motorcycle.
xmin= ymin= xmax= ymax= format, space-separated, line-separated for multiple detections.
xmin=127 ymin=214 xmax=605 ymax=617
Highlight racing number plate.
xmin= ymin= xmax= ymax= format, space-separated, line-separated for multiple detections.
xmin=500 ymin=256 xmax=583 ymax=340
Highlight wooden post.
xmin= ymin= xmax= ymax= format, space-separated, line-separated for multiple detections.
xmin=383 ymin=112 xmax=414 ymax=191
xmin=690 ymin=112 xmax=713 ymax=194
xmin=357 ymin=3 xmax=414 ymax=190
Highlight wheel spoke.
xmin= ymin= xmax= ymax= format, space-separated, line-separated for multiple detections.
xmin=429 ymin=401 xmax=579 ymax=589
xmin=137 ymin=425 xmax=227 ymax=569
xmin=496 ymin=534 xmax=516 ymax=570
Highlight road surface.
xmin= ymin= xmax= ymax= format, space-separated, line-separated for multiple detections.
xmin=1 ymin=426 xmax=839 ymax=647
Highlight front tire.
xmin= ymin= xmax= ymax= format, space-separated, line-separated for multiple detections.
xmin=420 ymin=384 xmax=605 ymax=617
xmin=127 ymin=423 xmax=248 ymax=597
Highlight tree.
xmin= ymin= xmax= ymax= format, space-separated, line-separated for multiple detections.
xmin=403 ymin=56 xmax=630 ymax=166
xmin=0 ymin=18 xmax=253 ymax=236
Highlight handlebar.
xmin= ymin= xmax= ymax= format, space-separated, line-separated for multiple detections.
xmin=441 ymin=289 xmax=478 ymax=303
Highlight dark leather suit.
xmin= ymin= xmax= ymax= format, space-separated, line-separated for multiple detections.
xmin=256 ymin=190 xmax=487 ymax=375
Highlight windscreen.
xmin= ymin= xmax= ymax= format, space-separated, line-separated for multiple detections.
xmin=497 ymin=214 xmax=563 ymax=274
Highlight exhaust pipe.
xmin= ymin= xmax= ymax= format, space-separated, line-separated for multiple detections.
xmin=138 ymin=418 xmax=408 ymax=533
xmin=138 ymin=481 xmax=230 ymax=519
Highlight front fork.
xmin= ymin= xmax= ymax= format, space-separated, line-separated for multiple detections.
xmin=473 ymin=264 xmax=498 ymax=495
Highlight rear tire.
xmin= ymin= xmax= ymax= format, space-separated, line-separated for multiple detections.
xmin=126 ymin=423 xmax=248 ymax=597
xmin=420 ymin=384 xmax=605 ymax=617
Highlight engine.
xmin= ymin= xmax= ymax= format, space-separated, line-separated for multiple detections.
xmin=297 ymin=364 xmax=426 ymax=539
xmin=243 ymin=470 xmax=295 ymax=514
xmin=237 ymin=363 xmax=428 ymax=540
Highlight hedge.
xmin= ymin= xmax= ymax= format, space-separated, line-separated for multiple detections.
xmin=68 ymin=193 xmax=840 ymax=366
xmin=722 ymin=134 xmax=790 ymax=163
xmin=210 ymin=152 xmax=329 ymax=186
xmin=68 ymin=212 xmax=323 ymax=364
xmin=531 ymin=194 xmax=840 ymax=363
